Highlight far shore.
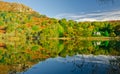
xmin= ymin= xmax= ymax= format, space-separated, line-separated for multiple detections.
xmin=49 ymin=37 xmax=120 ymax=41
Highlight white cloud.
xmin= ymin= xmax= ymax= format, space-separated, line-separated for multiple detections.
xmin=54 ymin=10 xmax=120 ymax=22
xmin=76 ymin=18 xmax=97 ymax=22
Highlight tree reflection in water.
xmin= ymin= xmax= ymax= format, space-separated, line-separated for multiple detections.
xmin=109 ymin=57 xmax=120 ymax=74
xmin=0 ymin=39 xmax=120 ymax=74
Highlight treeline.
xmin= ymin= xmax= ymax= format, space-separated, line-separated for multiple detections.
xmin=60 ymin=19 xmax=120 ymax=37
xmin=41 ymin=18 xmax=120 ymax=39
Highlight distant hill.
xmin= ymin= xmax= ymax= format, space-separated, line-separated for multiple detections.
xmin=0 ymin=1 xmax=34 ymax=12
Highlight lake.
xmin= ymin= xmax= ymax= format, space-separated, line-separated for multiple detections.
xmin=0 ymin=39 xmax=120 ymax=74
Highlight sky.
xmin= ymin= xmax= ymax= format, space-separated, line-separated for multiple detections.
xmin=4 ymin=0 xmax=120 ymax=21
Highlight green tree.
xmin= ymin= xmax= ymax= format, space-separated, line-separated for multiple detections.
xmin=114 ymin=25 xmax=120 ymax=36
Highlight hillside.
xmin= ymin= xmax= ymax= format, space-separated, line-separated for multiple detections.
xmin=0 ymin=1 xmax=49 ymax=39
xmin=0 ymin=1 xmax=120 ymax=41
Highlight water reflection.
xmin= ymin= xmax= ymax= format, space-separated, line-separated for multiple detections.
xmin=0 ymin=39 xmax=120 ymax=74
xmin=21 ymin=55 xmax=120 ymax=74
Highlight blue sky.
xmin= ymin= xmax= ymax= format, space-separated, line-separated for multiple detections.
xmin=4 ymin=0 xmax=120 ymax=21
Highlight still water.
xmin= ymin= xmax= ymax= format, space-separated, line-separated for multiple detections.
xmin=0 ymin=40 xmax=120 ymax=74
xmin=21 ymin=55 xmax=120 ymax=74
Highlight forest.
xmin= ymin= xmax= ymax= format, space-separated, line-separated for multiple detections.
xmin=0 ymin=11 xmax=120 ymax=39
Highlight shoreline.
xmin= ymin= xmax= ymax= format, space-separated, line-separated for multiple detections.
xmin=49 ymin=37 xmax=120 ymax=41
